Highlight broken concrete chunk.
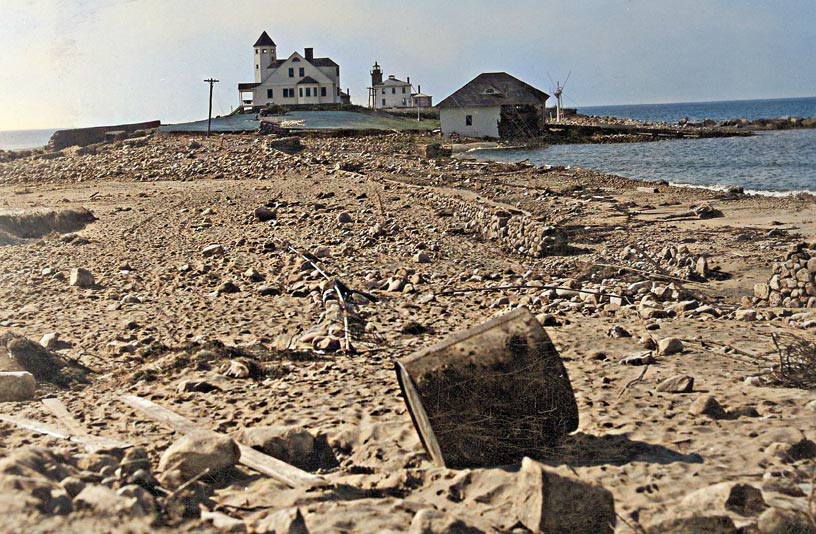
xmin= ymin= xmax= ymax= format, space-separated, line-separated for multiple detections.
xmin=515 ymin=457 xmax=616 ymax=534
xmin=158 ymin=430 xmax=240 ymax=484
xmin=0 ymin=371 xmax=36 ymax=402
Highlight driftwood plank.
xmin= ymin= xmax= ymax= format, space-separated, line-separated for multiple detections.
xmin=41 ymin=398 xmax=132 ymax=451
xmin=0 ymin=413 xmax=130 ymax=452
xmin=119 ymin=394 xmax=323 ymax=488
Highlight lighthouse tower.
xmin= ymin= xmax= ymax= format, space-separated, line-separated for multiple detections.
xmin=253 ymin=31 xmax=277 ymax=83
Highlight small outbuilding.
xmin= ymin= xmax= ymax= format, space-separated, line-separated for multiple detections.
xmin=436 ymin=72 xmax=550 ymax=139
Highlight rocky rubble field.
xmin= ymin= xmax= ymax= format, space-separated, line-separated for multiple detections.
xmin=0 ymin=132 xmax=815 ymax=533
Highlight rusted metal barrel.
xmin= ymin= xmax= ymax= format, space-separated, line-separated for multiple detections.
xmin=396 ymin=307 xmax=578 ymax=468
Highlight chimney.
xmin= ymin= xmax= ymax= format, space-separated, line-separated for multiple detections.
xmin=304 ymin=48 xmax=314 ymax=61
xmin=407 ymin=76 xmax=411 ymax=85
xmin=418 ymin=85 xmax=421 ymax=93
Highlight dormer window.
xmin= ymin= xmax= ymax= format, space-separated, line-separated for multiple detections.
xmin=262 ymin=49 xmax=267 ymax=54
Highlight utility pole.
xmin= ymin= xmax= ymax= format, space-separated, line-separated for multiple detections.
xmin=204 ymin=78 xmax=220 ymax=137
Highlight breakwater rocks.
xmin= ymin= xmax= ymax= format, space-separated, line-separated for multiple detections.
xmin=754 ymin=243 xmax=816 ymax=308
xmin=620 ymin=243 xmax=712 ymax=281
xmin=428 ymin=193 xmax=569 ymax=258
xmin=719 ymin=116 xmax=816 ymax=130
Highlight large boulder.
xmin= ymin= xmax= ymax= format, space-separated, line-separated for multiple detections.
xmin=679 ymin=482 xmax=766 ymax=517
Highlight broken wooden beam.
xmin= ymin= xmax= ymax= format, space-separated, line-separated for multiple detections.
xmin=119 ymin=394 xmax=324 ymax=488
xmin=0 ymin=412 xmax=131 ymax=452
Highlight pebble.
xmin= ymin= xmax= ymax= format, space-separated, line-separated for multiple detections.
xmin=39 ymin=332 xmax=61 ymax=350
xmin=254 ymin=206 xmax=277 ymax=222
xmin=607 ymin=325 xmax=631 ymax=338
xmin=337 ymin=212 xmax=353 ymax=224
xmin=413 ymin=252 xmax=431 ymax=264
xmin=620 ymin=351 xmax=656 ymax=365
xmin=69 ymin=268 xmax=95 ymax=288
xmin=656 ymin=375 xmax=694 ymax=393
xmin=657 ymin=337 xmax=684 ymax=356
xmin=202 ymin=244 xmax=224 ymax=257
xmin=689 ymin=395 xmax=728 ymax=419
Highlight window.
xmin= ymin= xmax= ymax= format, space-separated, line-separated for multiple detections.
xmin=262 ymin=49 xmax=267 ymax=54
xmin=288 ymin=68 xmax=294 ymax=77
xmin=256 ymin=65 xmax=259 ymax=70
xmin=283 ymin=88 xmax=294 ymax=98
xmin=392 ymin=87 xmax=396 ymax=94
xmin=299 ymin=67 xmax=305 ymax=77
xmin=382 ymin=88 xmax=386 ymax=94
xmin=402 ymin=87 xmax=406 ymax=94
xmin=466 ymin=115 xmax=473 ymax=126
xmin=321 ymin=87 xmax=327 ymax=97
xmin=267 ymin=89 xmax=273 ymax=98
xmin=402 ymin=98 xmax=407 ymax=106
xmin=299 ymin=87 xmax=303 ymax=97
xmin=292 ymin=57 xmax=300 ymax=62
xmin=485 ymin=88 xmax=495 ymax=94
xmin=255 ymin=49 xmax=259 ymax=55
xmin=382 ymin=99 xmax=386 ymax=106
xmin=305 ymin=87 xmax=311 ymax=97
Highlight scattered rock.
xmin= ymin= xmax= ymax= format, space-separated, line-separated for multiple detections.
xmin=646 ymin=514 xmax=737 ymax=534
xmin=202 ymin=244 xmax=224 ymax=257
xmin=620 ymin=351 xmax=656 ymax=365
xmin=756 ymin=507 xmax=815 ymax=534
xmin=689 ymin=396 xmax=728 ymax=419
xmin=409 ymin=508 xmax=483 ymax=534
xmin=69 ymin=268 xmax=95 ymax=288
xmin=0 ymin=371 xmax=36 ymax=402
xmin=158 ymin=431 xmax=240 ymax=485
xmin=202 ymin=511 xmax=248 ymax=533
xmin=413 ymin=252 xmax=431 ymax=264
xmin=679 ymin=482 xmax=766 ymax=516
xmin=658 ymin=337 xmax=684 ymax=356
xmin=237 ymin=426 xmax=316 ymax=471
xmin=254 ymin=206 xmax=277 ymax=222
xmin=39 ymin=332 xmax=61 ymax=350
xmin=253 ymin=507 xmax=309 ymax=534
xmin=656 ymin=375 xmax=694 ymax=393
xmin=514 ymin=457 xmax=616 ymax=534
xmin=337 ymin=212 xmax=353 ymax=224
xmin=607 ymin=325 xmax=631 ymax=338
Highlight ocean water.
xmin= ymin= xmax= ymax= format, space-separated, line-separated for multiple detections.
xmin=581 ymin=96 xmax=816 ymax=124
xmin=0 ymin=129 xmax=57 ymax=151
xmin=474 ymin=97 xmax=816 ymax=195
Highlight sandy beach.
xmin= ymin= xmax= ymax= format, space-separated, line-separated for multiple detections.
xmin=0 ymin=131 xmax=815 ymax=533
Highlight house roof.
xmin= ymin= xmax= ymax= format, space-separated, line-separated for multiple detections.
xmin=297 ymin=76 xmax=320 ymax=85
xmin=254 ymin=31 xmax=276 ymax=47
xmin=238 ymin=82 xmax=260 ymax=90
xmin=376 ymin=76 xmax=410 ymax=87
xmin=436 ymin=72 xmax=549 ymax=109
xmin=268 ymin=57 xmax=338 ymax=69
xmin=412 ymin=93 xmax=432 ymax=98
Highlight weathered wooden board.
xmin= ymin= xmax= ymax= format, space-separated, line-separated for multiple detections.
xmin=119 ymin=394 xmax=323 ymax=488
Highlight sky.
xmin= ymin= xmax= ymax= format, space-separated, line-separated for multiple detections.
xmin=1 ymin=0 xmax=815 ymax=131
